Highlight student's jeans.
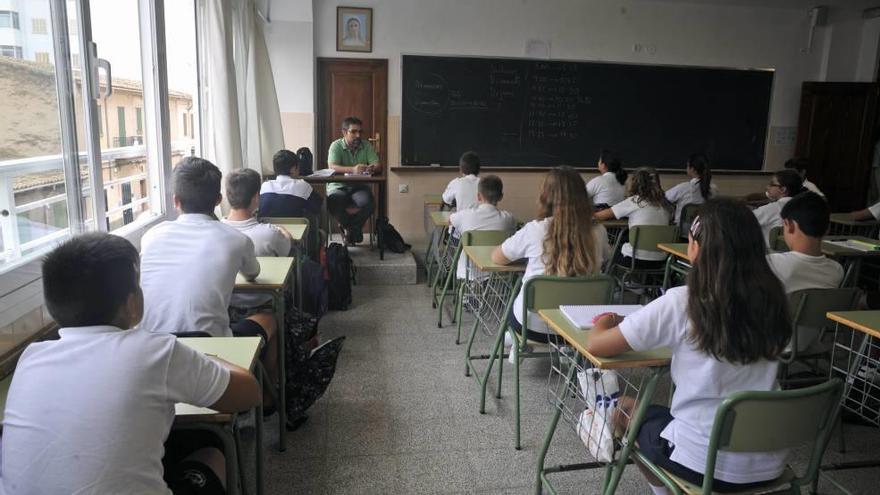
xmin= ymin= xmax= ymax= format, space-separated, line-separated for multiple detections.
xmin=327 ymin=185 xmax=375 ymax=235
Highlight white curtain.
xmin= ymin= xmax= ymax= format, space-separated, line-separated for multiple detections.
xmin=197 ymin=0 xmax=284 ymax=178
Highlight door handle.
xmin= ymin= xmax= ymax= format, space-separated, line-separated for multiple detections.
xmin=367 ymin=133 xmax=381 ymax=156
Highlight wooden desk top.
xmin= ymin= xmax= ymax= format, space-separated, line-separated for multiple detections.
xmin=600 ymin=218 xmax=629 ymax=228
xmin=303 ymin=173 xmax=385 ymax=184
xmin=175 ymin=337 xmax=262 ymax=421
xmin=657 ymin=243 xmax=689 ymax=260
xmin=430 ymin=211 xmax=452 ymax=227
xmin=827 ymin=311 xmax=880 ymax=340
xmin=267 ymin=221 xmax=308 ymax=241
xmin=829 ymin=213 xmax=880 ymax=227
xmin=462 ymin=245 xmax=526 ymax=273
xmin=539 ymin=309 xmax=671 ymax=369
xmin=234 ymin=257 xmax=294 ymax=289
xmin=424 ymin=193 xmax=444 ymax=206
xmin=821 ymin=236 xmax=880 ymax=258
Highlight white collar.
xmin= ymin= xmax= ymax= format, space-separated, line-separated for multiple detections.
xmin=177 ymin=213 xmax=216 ymax=223
xmin=58 ymin=325 xmax=127 ymax=338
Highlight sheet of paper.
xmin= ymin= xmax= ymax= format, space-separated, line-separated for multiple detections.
xmin=308 ymin=169 xmax=335 ymax=177
xmin=560 ymin=305 xmax=644 ymax=330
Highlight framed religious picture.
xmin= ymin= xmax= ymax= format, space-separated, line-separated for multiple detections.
xmin=337 ymin=7 xmax=373 ymax=53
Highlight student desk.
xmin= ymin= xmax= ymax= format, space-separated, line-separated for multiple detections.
xmin=829 ymin=213 xmax=880 ymax=238
xmin=657 ymin=242 xmax=690 ymax=290
xmin=459 ymin=245 xmax=527 ymax=416
xmin=305 ymin=173 xmax=387 ymax=259
xmin=822 ymin=236 xmax=880 ymax=287
xmin=599 ymin=218 xmax=629 ymax=249
xmin=423 ymin=193 xmax=444 ymax=236
xmin=427 ymin=210 xmax=453 ymax=289
xmin=176 ymin=337 xmax=263 ymax=495
xmin=264 ymin=217 xmax=309 ymax=313
xmin=536 ymin=309 xmax=671 ymax=495
xmin=823 ymin=311 xmax=880 ymax=492
xmin=0 ymin=338 xmax=263 ymax=495
xmin=234 ymin=256 xmax=294 ymax=452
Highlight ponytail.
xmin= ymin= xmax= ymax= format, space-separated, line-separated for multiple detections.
xmin=688 ymin=153 xmax=712 ymax=200
xmin=775 ymin=169 xmax=805 ymax=197
xmin=600 ymin=149 xmax=628 ymax=186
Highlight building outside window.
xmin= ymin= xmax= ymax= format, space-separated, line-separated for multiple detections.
xmin=0 ymin=45 xmax=23 ymax=59
xmin=0 ymin=11 xmax=20 ymax=29
xmin=34 ymin=51 xmax=49 ymax=64
xmin=32 ymin=17 xmax=47 ymax=35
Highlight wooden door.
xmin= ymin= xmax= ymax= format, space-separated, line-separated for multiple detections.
xmin=796 ymin=82 xmax=880 ymax=211
xmin=317 ymin=58 xmax=388 ymax=168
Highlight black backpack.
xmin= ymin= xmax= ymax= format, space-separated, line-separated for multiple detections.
xmin=324 ymin=242 xmax=354 ymax=310
xmin=297 ymin=147 xmax=314 ymax=176
xmin=299 ymin=257 xmax=328 ymax=317
xmin=377 ymin=216 xmax=411 ymax=254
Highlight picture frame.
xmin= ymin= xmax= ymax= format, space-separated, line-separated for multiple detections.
xmin=337 ymin=7 xmax=373 ymax=53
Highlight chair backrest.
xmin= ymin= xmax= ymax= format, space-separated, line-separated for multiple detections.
xmin=703 ymin=379 xmax=843 ymax=493
xmin=521 ymin=275 xmax=615 ymax=317
xmin=678 ymin=203 xmax=701 ymax=239
xmin=768 ymin=226 xmax=788 ymax=252
xmin=787 ymin=287 xmax=859 ymax=357
xmin=460 ymin=230 xmax=511 ymax=247
xmin=628 ymin=225 xmax=678 ymax=254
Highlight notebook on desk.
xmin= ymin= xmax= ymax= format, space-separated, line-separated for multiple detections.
xmin=560 ymin=305 xmax=644 ymax=330
xmin=825 ymin=239 xmax=880 ymax=252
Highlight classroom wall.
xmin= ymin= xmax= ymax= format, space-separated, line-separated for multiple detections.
xmin=263 ymin=0 xmax=877 ymax=242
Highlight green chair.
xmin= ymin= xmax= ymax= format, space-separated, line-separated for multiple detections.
xmin=443 ymin=230 xmax=511 ymax=338
xmin=607 ymin=225 xmax=678 ymax=301
xmin=678 ymin=203 xmax=701 ymax=241
xmin=769 ymin=226 xmax=788 ymax=252
xmin=498 ymin=274 xmax=615 ymax=450
xmin=632 ymin=378 xmax=844 ymax=495
xmin=781 ymin=288 xmax=858 ymax=385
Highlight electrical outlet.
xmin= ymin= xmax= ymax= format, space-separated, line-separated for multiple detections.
xmin=398 ymin=184 xmax=409 ymax=194
xmin=633 ymin=43 xmax=643 ymax=53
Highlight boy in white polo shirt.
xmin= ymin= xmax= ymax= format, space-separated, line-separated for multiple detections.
xmin=138 ymin=157 xmax=278 ymax=378
xmin=442 ymin=151 xmax=481 ymax=211
xmin=1 ymin=233 xmax=261 ymax=494
xmin=767 ymin=191 xmax=843 ymax=352
xmin=448 ymin=175 xmax=517 ymax=279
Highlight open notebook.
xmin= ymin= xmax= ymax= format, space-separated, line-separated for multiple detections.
xmin=560 ymin=305 xmax=644 ymax=330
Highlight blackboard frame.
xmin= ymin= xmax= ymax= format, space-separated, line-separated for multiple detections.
xmin=399 ymin=53 xmax=776 ymax=172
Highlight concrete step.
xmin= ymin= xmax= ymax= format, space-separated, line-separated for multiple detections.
xmin=331 ymin=234 xmax=418 ymax=285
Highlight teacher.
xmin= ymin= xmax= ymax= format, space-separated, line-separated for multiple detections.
xmin=327 ymin=116 xmax=382 ymax=245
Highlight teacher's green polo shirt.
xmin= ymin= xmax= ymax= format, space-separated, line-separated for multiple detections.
xmin=327 ymin=138 xmax=380 ymax=192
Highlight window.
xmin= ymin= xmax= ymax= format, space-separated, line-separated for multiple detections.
xmin=165 ymin=0 xmax=200 ymax=154
xmin=35 ymin=52 xmax=50 ymax=65
xmin=0 ymin=11 xmax=20 ymax=30
xmin=182 ymin=113 xmax=188 ymax=137
xmin=136 ymin=107 xmax=143 ymax=137
xmin=71 ymin=53 xmax=79 ymax=69
xmin=32 ymin=18 xmax=47 ymax=35
xmin=116 ymin=106 xmax=126 ymax=145
xmin=0 ymin=45 xmax=22 ymax=59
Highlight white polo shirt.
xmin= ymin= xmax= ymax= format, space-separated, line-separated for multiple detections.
xmin=442 ymin=174 xmax=480 ymax=211
xmin=0 ymin=326 xmax=230 ymax=495
xmin=586 ymin=172 xmax=625 ymax=207
xmin=619 ymin=287 xmax=788 ymax=484
xmin=223 ymin=217 xmax=291 ymax=308
xmin=449 ymin=203 xmax=517 ymax=279
xmin=802 ymin=178 xmax=824 ymax=197
xmin=611 ymin=196 xmax=672 ymax=261
xmin=139 ymin=214 xmax=260 ymax=337
xmin=868 ymin=201 xmax=880 ymax=220
xmin=665 ymin=178 xmax=718 ymax=223
xmin=768 ymin=251 xmax=844 ymax=352
xmin=501 ymin=218 xmax=610 ymax=334
xmin=753 ymin=197 xmax=792 ymax=246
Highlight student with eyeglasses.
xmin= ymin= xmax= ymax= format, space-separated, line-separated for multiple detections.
xmin=752 ymin=169 xmax=805 ymax=246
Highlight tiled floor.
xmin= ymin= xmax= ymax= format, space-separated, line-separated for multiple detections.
xmin=240 ymin=282 xmax=880 ymax=494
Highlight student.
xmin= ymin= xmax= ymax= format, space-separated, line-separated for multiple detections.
xmin=594 ymin=167 xmax=673 ymax=265
xmin=768 ymin=192 xmax=843 ymax=352
xmin=849 ymin=201 xmax=880 ymax=221
xmin=587 ymin=198 xmax=793 ymax=493
xmin=491 ymin=166 xmax=611 ymax=342
xmin=665 ymin=153 xmax=717 ymax=223
xmin=784 ymin=157 xmax=824 ymax=197
xmin=259 ymin=149 xmax=322 ymax=218
xmin=224 ymin=168 xmax=292 ymax=309
xmin=586 ymin=149 xmax=627 ymax=210
xmin=1 ymin=233 xmax=261 ymax=494
xmin=753 ymin=169 xmax=805 ymax=245
xmin=442 ymin=150 xmax=481 ymax=211
xmin=448 ymin=174 xmax=516 ymax=279
xmin=138 ymin=157 xmax=278 ymax=375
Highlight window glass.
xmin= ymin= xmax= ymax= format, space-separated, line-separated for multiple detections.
xmin=165 ymin=0 xmax=200 ymax=158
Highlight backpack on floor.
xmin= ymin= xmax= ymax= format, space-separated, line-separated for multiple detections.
xmin=377 ymin=216 xmax=411 ymax=254
xmin=323 ymin=242 xmax=354 ymax=311
xmin=285 ymin=319 xmax=344 ymax=424
xmin=298 ymin=257 xmax=328 ymax=317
